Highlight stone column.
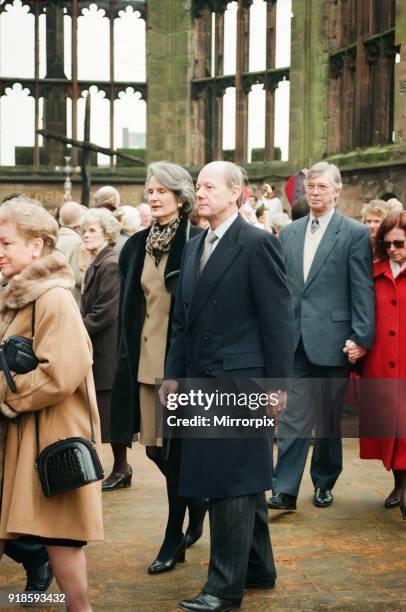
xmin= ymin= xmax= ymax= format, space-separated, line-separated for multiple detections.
xmin=394 ymin=0 xmax=406 ymax=145
xmin=235 ymin=1 xmax=250 ymax=163
xmin=289 ymin=0 xmax=329 ymax=168
xmin=146 ymin=0 xmax=194 ymax=165
xmin=44 ymin=4 xmax=67 ymax=166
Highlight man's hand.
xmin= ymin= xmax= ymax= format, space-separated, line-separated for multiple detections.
xmin=343 ymin=339 xmax=367 ymax=364
xmin=158 ymin=379 xmax=179 ymax=407
xmin=267 ymin=389 xmax=287 ymax=421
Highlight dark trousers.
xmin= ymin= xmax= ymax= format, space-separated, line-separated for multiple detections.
xmin=4 ymin=540 xmax=48 ymax=569
xmin=273 ymin=339 xmax=349 ymax=497
xmin=203 ymin=492 xmax=275 ymax=600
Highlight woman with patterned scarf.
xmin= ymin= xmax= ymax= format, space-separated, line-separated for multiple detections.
xmin=106 ymin=161 xmax=206 ymax=574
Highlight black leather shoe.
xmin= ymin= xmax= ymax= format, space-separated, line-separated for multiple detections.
xmin=179 ymin=592 xmax=241 ymax=611
xmin=24 ymin=560 xmax=53 ymax=592
xmin=267 ymin=492 xmax=297 ymax=511
xmin=384 ymin=489 xmax=401 ymax=508
xmin=102 ymin=466 xmax=132 ymax=491
xmin=313 ymin=488 xmax=333 ymax=508
xmin=148 ymin=538 xmax=186 ymax=575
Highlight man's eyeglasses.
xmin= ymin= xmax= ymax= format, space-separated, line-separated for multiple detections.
xmin=305 ymin=183 xmax=331 ymax=193
xmin=381 ymin=240 xmax=405 ymax=249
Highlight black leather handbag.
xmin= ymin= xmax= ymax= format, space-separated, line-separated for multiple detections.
xmin=0 ymin=306 xmax=39 ymax=393
xmin=35 ymin=377 xmax=104 ymax=497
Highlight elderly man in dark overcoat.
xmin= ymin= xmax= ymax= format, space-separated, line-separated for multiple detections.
xmin=160 ymin=161 xmax=294 ymax=612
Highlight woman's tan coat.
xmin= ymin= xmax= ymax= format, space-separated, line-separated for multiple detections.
xmin=0 ymin=252 xmax=103 ymax=541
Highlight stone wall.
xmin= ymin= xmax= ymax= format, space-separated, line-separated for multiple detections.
xmin=0 ymin=181 xmax=146 ymax=209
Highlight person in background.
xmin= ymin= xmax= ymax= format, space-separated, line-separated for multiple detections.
xmin=358 ymin=212 xmax=406 ymax=518
xmin=57 ymin=201 xmax=86 ymax=305
xmin=248 ymin=185 xmax=258 ymax=210
xmin=386 ymin=198 xmax=404 ymax=214
xmin=361 ymin=200 xmax=390 ymax=240
xmin=80 ymin=208 xmax=121 ymax=444
xmin=270 ymin=211 xmax=291 ymax=238
xmin=260 ymin=183 xmax=284 ymax=225
xmin=239 ymin=202 xmax=257 ymax=225
xmin=189 ymin=205 xmax=210 ymax=229
xmin=291 ymin=194 xmax=310 ymax=220
xmin=92 ymin=185 xmax=120 ymax=212
xmin=114 ymin=206 xmax=142 ymax=254
xmin=0 ymin=198 xmax=103 ymax=611
xmin=137 ymin=202 xmax=153 ymax=228
xmin=108 ymin=161 xmax=206 ymax=575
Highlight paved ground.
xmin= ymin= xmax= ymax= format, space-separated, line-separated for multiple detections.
xmin=1 ymin=438 xmax=406 ymax=611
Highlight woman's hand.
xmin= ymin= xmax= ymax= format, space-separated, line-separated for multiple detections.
xmin=0 ymin=402 xmax=18 ymax=420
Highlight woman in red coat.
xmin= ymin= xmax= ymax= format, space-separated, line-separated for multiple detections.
xmin=359 ymin=212 xmax=406 ymax=518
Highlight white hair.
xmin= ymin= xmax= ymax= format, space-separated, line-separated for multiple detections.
xmin=80 ymin=207 xmax=121 ymax=245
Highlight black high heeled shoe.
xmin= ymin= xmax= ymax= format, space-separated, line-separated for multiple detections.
xmin=102 ymin=466 xmax=132 ymax=491
xmin=147 ymin=538 xmax=187 ymax=575
xmin=400 ymin=490 xmax=406 ymax=520
xmin=384 ymin=488 xmax=401 ymax=508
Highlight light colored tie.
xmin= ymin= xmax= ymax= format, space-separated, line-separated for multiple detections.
xmin=310 ymin=217 xmax=320 ymax=234
xmin=199 ymin=231 xmax=218 ymax=274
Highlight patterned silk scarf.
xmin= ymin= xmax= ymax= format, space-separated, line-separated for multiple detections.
xmin=146 ymin=217 xmax=181 ymax=266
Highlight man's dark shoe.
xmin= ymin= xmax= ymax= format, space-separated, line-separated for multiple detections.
xmin=179 ymin=592 xmax=241 ymax=611
xmin=245 ymin=577 xmax=275 ymax=590
xmin=24 ymin=560 xmax=53 ymax=592
xmin=313 ymin=489 xmax=333 ymax=508
xmin=267 ymin=492 xmax=297 ymax=511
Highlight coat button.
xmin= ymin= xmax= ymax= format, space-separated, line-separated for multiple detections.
xmin=205 ymin=367 xmax=213 ymax=375
xmin=389 ymin=330 xmax=395 ymax=336
xmin=389 ymin=361 xmax=395 ymax=368
xmin=391 ymin=299 xmax=397 ymax=306
xmin=120 ymin=353 xmax=128 ymax=358
xmin=211 ymin=300 xmax=218 ymax=308
xmin=144 ymin=336 xmax=148 ymax=342
xmin=146 ymin=313 xmax=150 ymax=318
xmin=203 ymin=333 xmax=210 ymax=340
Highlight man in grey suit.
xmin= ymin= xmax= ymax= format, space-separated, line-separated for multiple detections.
xmin=268 ymin=161 xmax=375 ymax=511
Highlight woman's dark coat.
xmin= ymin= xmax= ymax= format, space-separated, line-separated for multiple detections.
xmin=81 ymin=245 xmax=120 ymax=391
xmin=110 ymin=215 xmax=203 ymax=446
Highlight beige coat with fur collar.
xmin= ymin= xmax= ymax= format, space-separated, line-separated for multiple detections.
xmin=0 ymin=252 xmax=103 ymax=541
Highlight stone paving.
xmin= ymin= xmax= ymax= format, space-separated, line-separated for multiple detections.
xmin=1 ymin=439 xmax=406 ymax=611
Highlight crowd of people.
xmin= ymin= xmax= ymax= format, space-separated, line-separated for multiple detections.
xmin=0 ymin=160 xmax=404 ymax=611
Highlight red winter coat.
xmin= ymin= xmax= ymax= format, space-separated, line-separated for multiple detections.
xmin=359 ymin=258 xmax=406 ymax=469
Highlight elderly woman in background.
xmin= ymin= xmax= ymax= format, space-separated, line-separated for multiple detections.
xmin=361 ymin=200 xmax=390 ymax=242
xmin=107 ymin=161 xmax=206 ymax=574
xmin=271 ymin=211 xmax=291 ymax=237
xmin=386 ymin=198 xmax=404 ymax=214
xmin=0 ymin=198 xmax=103 ymax=610
xmin=352 ymin=212 xmax=406 ymax=518
xmin=114 ymin=205 xmax=142 ymax=254
xmin=136 ymin=202 xmax=153 ymax=229
xmin=80 ymin=208 xmax=121 ymax=444
xmin=57 ymin=201 xmax=86 ymax=305
xmin=92 ymin=185 xmax=120 ymax=212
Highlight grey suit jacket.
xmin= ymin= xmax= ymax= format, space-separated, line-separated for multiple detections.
xmin=279 ymin=210 xmax=375 ymax=366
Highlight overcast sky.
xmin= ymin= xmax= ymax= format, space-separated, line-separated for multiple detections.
xmin=0 ymin=0 xmax=291 ymax=165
